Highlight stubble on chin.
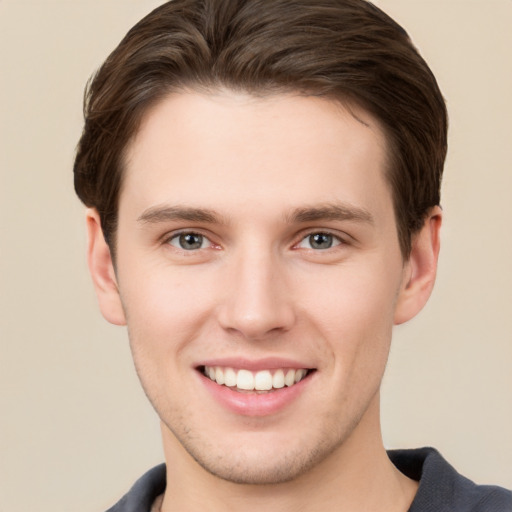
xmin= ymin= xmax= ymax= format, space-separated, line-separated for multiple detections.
xmin=161 ymin=406 xmax=364 ymax=486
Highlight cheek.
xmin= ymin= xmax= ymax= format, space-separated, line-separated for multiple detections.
xmin=299 ymin=260 xmax=401 ymax=330
xmin=297 ymin=260 xmax=402 ymax=378
xmin=120 ymin=270 xmax=215 ymax=411
xmin=118 ymin=264 xmax=218 ymax=360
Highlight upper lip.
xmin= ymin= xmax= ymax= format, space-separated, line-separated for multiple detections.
xmin=195 ymin=357 xmax=314 ymax=372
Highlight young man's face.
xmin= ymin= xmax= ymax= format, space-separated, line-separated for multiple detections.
xmin=88 ymin=91 xmax=438 ymax=485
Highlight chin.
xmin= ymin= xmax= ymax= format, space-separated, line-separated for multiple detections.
xmin=191 ymin=447 xmax=324 ymax=485
xmin=170 ymin=421 xmax=345 ymax=486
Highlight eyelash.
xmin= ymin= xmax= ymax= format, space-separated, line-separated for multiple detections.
xmin=164 ymin=230 xmax=347 ymax=253
xmin=294 ymin=231 xmax=344 ymax=251
xmin=166 ymin=231 xmax=215 ymax=251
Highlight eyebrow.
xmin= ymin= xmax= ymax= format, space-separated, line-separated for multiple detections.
xmin=137 ymin=202 xmax=374 ymax=227
xmin=286 ymin=203 xmax=374 ymax=225
xmin=137 ymin=205 xmax=226 ymax=225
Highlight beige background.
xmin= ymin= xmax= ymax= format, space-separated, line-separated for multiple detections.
xmin=1 ymin=1 xmax=511 ymax=510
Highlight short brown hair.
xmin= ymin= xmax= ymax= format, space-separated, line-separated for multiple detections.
xmin=74 ymin=0 xmax=447 ymax=257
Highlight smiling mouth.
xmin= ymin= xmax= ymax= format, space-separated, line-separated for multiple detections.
xmin=200 ymin=366 xmax=314 ymax=393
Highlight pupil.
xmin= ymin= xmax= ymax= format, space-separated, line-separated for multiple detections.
xmin=180 ymin=233 xmax=203 ymax=250
xmin=310 ymin=233 xmax=332 ymax=249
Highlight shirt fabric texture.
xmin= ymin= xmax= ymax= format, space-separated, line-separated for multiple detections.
xmin=105 ymin=447 xmax=512 ymax=511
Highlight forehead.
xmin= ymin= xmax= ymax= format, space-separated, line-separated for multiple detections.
xmin=121 ymin=90 xmax=392 ymax=223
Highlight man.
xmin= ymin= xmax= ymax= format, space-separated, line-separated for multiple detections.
xmin=73 ymin=0 xmax=511 ymax=510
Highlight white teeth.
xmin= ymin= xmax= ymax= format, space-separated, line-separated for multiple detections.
xmin=254 ymin=370 xmax=273 ymax=391
xmin=272 ymin=369 xmax=285 ymax=389
xmin=284 ymin=369 xmax=295 ymax=387
xmin=215 ymin=367 xmax=224 ymax=385
xmin=204 ymin=366 xmax=309 ymax=391
xmin=236 ymin=369 xmax=254 ymax=390
xmin=295 ymin=369 xmax=307 ymax=383
xmin=224 ymin=367 xmax=237 ymax=387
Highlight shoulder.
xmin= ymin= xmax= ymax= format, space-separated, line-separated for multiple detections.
xmin=105 ymin=463 xmax=166 ymax=512
xmin=388 ymin=447 xmax=512 ymax=512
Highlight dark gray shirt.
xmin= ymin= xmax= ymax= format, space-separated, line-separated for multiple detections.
xmin=106 ymin=447 xmax=512 ymax=511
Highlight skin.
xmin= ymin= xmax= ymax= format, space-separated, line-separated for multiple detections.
xmin=87 ymin=90 xmax=441 ymax=511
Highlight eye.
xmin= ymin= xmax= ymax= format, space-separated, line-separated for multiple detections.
xmin=297 ymin=232 xmax=341 ymax=250
xmin=168 ymin=232 xmax=210 ymax=251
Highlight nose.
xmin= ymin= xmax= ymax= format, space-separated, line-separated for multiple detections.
xmin=217 ymin=249 xmax=296 ymax=340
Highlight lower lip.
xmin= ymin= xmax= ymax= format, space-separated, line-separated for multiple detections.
xmin=197 ymin=371 xmax=312 ymax=417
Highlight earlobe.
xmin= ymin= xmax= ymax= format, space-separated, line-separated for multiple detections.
xmin=86 ymin=209 xmax=126 ymax=326
xmin=394 ymin=206 xmax=442 ymax=325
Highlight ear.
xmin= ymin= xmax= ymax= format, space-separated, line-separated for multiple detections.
xmin=86 ymin=209 xmax=126 ymax=326
xmin=394 ymin=206 xmax=442 ymax=325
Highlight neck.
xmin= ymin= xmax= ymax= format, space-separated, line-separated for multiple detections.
xmin=159 ymin=397 xmax=418 ymax=512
